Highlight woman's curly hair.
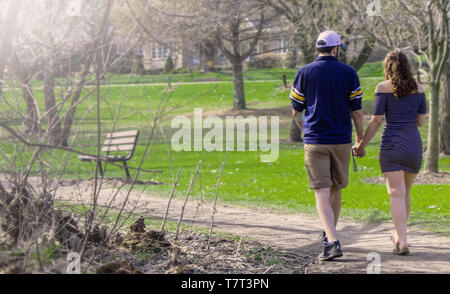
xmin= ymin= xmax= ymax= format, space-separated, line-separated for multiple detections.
xmin=383 ymin=50 xmax=418 ymax=98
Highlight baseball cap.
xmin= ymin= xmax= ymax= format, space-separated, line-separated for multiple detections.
xmin=316 ymin=30 xmax=347 ymax=49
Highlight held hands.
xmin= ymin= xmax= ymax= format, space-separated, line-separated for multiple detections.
xmin=352 ymin=138 xmax=366 ymax=158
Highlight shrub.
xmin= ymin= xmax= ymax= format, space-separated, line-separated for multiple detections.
xmin=110 ymin=55 xmax=144 ymax=75
xmin=163 ymin=55 xmax=175 ymax=74
xmin=170 ymin=67 xmax=192 ymax=74
xmin=248 ymin=53 xmax=283 ymax=69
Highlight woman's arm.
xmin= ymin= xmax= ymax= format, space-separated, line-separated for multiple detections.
xmin=353 ymin=115 xmax=384 ymax=157
xmin=417 ymin=114 xmax=426 ymax=127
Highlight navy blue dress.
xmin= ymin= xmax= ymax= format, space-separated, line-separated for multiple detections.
xmin=373 ymin=92 xmax=427 ymax=173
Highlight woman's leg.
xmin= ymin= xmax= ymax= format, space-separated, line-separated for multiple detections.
xmin=384 ymin=171 xmax=408 ymax=250
xmin=404 ymin=171 xmax=418 ymax=220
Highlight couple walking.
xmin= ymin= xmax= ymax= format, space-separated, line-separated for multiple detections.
xmin=290 ymin=30 xmax=427 ymax=261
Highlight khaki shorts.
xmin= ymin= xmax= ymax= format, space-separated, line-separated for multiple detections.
xmin=304 ymin=143 xmax=351 ymax=189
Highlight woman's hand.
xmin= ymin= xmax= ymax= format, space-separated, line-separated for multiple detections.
xmin=352 ymin=143 xmax=366 ymax=158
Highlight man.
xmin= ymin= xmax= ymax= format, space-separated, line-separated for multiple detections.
xmin=290 ymin=30 xmax=364 ymax=261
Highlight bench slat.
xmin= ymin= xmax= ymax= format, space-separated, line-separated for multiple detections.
xmin=103 ymin=137 xmax=137 ymax=146
xmin=78 ymin=155 xmax=127 ymax=161
xmin=102 ymin=144 xmax=135 ymax=152
xmin=106 ymin=130 xmax=138 ymax=139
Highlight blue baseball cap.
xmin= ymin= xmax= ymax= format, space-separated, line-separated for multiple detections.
xmin=316 ymin=30 xmax=347 ymax=49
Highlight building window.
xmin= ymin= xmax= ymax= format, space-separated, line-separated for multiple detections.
xmin=277 ymin=39 xmax=289 ymax=54
xmin=151 ymin=44 xmax=169 ymax=59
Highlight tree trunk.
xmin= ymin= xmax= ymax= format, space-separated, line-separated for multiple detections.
xmin=22 ymin=76 xmax=40 ymax=134
xmin=231 ymin=61 xmax=246 ymax=110
xmin=0 ymin=0 xmax=21 ymax=95
xmin=299 ymin=42 xmax=316 ymax=65
xmin=43 ymin=68 xmax=64 ymax=146
xmin=288 ymin=24 xmax=301 ymax=69
xmin=292 ymin=21 xmax=315 ymax=66
xmin=440 ymin=61 xmax=450 ymax=154
xmin=200 ymin=42 xmax=217 ymax=72
xmin=424 ymin=78 xmax=441 ymax=173
xmin=60 ymin=87 xmax=83 ymax=147
xmin=60 ymin=63 xmax=91 ymax=147
xmin=13 ymin=53 xmax=41 ymax=134
xmin=349 ymin=38 xmax=374 ymax=71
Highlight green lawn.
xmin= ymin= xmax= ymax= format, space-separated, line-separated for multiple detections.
xmin=28 ymin=59 xmax=384 ymax=87
xmin=1 ymin=63 xmax=448 ymax=236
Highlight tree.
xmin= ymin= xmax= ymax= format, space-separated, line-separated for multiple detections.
xmin=4 ymin=0 xmax=139 ymax=146
xmin=213 ymin=0 xmax=266 ymax=109
xmin=261 ymin=0 xmax=374 ymax=69
xmin=164 ymin=54 xmax=175 ymax=73
xmin=343 ymin=0 xmax=449 ymax=173
xmin=440 ymin=61 xmax=450 ymax=154
xmin=0 ymin=0 xmax=22 ymax=95
xmin=126 ymin=0 xmax=269 ymax=110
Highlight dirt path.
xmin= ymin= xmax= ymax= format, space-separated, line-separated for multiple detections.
xmin=51 ymin=180 xmax=450 ymax=274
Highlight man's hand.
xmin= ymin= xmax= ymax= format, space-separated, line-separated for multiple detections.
xmin=352 ymin=142 xmax=366 ymax=158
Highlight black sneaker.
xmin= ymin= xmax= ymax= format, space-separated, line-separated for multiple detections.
xmin=321 ymin=231 xmax=329 ymax=245
xmin=318 ymin=240 xmax=343 ymax=261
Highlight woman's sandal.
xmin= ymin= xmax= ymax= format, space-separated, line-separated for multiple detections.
xmin=390 ymin=233 xmax=410 ymax=255
xmin=393 ymin=243 xmax=410 ymax=255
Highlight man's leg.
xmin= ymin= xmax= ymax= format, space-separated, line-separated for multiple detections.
xmin=315 ymin=187 xmax=338 ymax=242
xmin=330 ymin=187 xmax=342 ymax=227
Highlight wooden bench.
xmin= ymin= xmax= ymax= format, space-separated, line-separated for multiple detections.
xmin=78 ymin=130 xmax=140 ymax=178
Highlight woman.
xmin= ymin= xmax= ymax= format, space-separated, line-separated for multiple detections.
xmin=353 ymin=50 xmax=427 ymax=255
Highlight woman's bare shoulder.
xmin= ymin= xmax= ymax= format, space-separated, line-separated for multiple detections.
xmin=416 ymin=83 xmax=424 ymax=93
xmin=375 ymin=80 xmax=393 ymax=93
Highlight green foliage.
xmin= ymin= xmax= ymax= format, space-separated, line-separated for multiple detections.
xmin=170 ymin=67 xmax=192 ymax=74
xmin=357 ymin=61 xmax=384 ymax=78
xmin=31 ymin=243 xmax=62 ymax=264
xmin=163 ymin=55 xmax=175 ymax=74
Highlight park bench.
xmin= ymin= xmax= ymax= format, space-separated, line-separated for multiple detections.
xmin=78 ymin=130 xmax=140 ymax=179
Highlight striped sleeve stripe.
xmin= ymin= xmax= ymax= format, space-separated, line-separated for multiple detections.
xmin=350 ymin=93 xmax=363 ymax=100
xmin=351 ymin=86 xmax=361 ymax=94
xmin=290 ymin=89 xmax=305 ymax=102
xmin=292 ymin=87 xmax=305 ymax=97
xmin=290 ymin=95 xmax=305 ymax=104
xmin=349 ymin=90 xmax=363 ymax=99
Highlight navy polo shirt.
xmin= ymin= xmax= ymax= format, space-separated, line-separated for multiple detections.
xmin=290 ymin=56 xmax=363 ymax=144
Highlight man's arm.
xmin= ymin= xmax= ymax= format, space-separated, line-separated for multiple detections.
xmin=351 ymin=109 xmax=364 ymax=144
xmin=292 ymin=108 xmax=304 ymax=134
